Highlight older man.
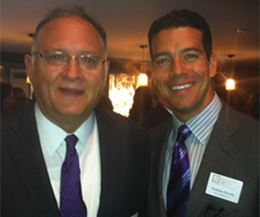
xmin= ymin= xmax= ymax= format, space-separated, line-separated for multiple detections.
xmin=1 ymin=6 xmax=150 ymax=217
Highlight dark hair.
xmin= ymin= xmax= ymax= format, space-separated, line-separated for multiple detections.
xmin=148 ymin=9 xmax=212 ymax=60
xmin=129 ymin=86 xmax=153 ymax=122
xmin=32 ymin=5 xmax=107 ymax=48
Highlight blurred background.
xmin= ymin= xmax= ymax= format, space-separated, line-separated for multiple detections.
xmin=1 ymin=0 xmax=259 ymax=119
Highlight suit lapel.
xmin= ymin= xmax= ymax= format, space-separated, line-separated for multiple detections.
xmin=95 ymin=109 xmax=121 ymax=216
xmin=158 ymin=121 xmax=172 ymax=217
xmin=149 ymin=120 xmax=173 ymax=217
xmin=8 ymin=103 xmax=60 ymax=217
xmin=186 ymin=103 xmax=240 ymax=216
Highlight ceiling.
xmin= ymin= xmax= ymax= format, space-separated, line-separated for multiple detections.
xmin=1 ymin=0 xmax=259 ymax=62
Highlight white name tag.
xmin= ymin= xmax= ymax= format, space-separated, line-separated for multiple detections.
xmin=206 ymin=172 xmax=243 ymax=204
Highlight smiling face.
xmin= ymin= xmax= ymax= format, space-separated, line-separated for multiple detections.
xmin=25 ymin=16 xmax=109 ymax=132
xmin=151 ymin=27 xmax=217 ymax=121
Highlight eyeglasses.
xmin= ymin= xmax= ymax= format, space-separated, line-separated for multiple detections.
xmin=152 ymin=49 xmax=201 ymax=70
xmin=32 ymin=50 xmax=106 ymax=70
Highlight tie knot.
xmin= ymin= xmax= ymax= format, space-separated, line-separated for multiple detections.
xmin=176 ymin=124 xmax=191 ymax=143
xmin=65 ymin=134 xmax=78 ymax=149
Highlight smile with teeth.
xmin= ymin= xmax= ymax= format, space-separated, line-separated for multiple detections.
xmin=172 ymin=83 xmax=192 ymax=90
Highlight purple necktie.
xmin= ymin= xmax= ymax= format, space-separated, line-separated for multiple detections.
xmin=60 ymin=134 xmax=87 ymax=217
xmin=167 ymin=124 xmax=191 ymax=217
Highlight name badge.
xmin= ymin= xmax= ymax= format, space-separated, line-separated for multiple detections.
xmin=206 ymin=172 xmax=243 ymax=204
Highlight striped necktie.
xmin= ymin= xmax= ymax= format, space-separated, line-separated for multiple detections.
xmin=60 ymin=134 xmax=87 ymax=217
xmin=167 ymin=124 xmax=191 ymax=217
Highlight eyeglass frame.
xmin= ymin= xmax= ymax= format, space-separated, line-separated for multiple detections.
xmin=32 ymin=50 xmax=107 ymax=70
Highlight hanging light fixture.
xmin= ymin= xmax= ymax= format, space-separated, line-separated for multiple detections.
xmin=136 ymin=44 xmax=148 ymax=87
xmin=225 ymin=54 xmax=236 ymax=91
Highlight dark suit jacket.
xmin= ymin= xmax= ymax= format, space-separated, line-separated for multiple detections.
xmin=1 ymin=102 xmax=150 ymax=217
xmin=146 ymin=102 xmax=259 ymax=217
xmin=142 ymin=103 xmax=172 ymax=130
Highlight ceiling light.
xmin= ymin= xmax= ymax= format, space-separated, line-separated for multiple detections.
xmin=236 ymin=28 xmax=253 ymax=34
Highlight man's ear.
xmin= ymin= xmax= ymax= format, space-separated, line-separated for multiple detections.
xmin=209 ymin=54 xmax=218 ymax=78
xmin=24 ymin=54 xmax=33 ymax=82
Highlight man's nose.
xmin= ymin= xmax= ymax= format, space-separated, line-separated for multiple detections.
xmin=63 ymin=56 xmax=82 ymax=78
xmin=170 ymin=57 xmax=187 ymax=75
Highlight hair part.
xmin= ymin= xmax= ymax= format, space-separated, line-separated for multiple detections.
xmin=148 ymin=9 xmax=212 ymax=60
xmin=32 ymin=5 xmax=107 ymax=50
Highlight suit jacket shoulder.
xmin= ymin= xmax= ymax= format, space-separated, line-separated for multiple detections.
xmin=187 ymin=103 xmax=259 ymax=217
xmin=146 ymin=102 xmax=259 ymax=217
xmin=2 ymin=105 xmax=151 ymax=217
xmin=1 ymin=102 xmax=60 ymax=217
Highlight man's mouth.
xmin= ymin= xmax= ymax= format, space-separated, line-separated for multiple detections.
xmin=171 ymin=83 xmax=193 ymax=91
xmin=59 ymin=87 xmax=83 ymax=96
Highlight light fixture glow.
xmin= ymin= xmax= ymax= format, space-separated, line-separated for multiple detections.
xmin=26 ymin=76 xmax=31 ymax=84
xmin=225 ymin=78 xmax=236 ymax=90
xmin=109 ymin=74 xmax=135 ymax=117
xmin=136 ymin=73 xmax=148 ymax=88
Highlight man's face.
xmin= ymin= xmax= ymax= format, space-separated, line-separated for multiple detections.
xmin=25 ymin=16 xmax=108 ymax=131
xmin=151 ymin=27 xmax=217 ymax=121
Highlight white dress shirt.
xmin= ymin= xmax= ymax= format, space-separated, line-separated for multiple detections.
xmin=35 ymin=104 xmax=101 ymax=217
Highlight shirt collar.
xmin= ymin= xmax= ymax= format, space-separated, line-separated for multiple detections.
xmin=172 ymin=93 xmax=222 ymax=144
xmin=35 ymin=103 xmax=95 ymax=155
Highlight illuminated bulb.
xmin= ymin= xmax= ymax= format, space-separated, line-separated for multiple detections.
xmin=225 ymin=78 xmax=236 ymax=91
xmin=26 ymin=76 xmax=31 ymax=84
xmin=136 ymin=73 xmax=148 ymax=88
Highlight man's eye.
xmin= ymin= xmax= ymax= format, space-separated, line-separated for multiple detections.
xmin=80 ymin=55 xmax=98 ymax=65
xmin=155 ymin=56 xmax=171 ymax=66
xmin=47 ymin=53 xmax=67 ymax=62
xmin=183 ymin=53 xmax=198 ymax=61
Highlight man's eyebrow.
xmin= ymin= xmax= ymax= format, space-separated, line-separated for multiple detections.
xmin=153 ymin=52 xmax=172 ymax=59
xmin=181 ymin=47 xmax=202 ymax=53
xmin=153 ymin=47 xmax=203 ymax=59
